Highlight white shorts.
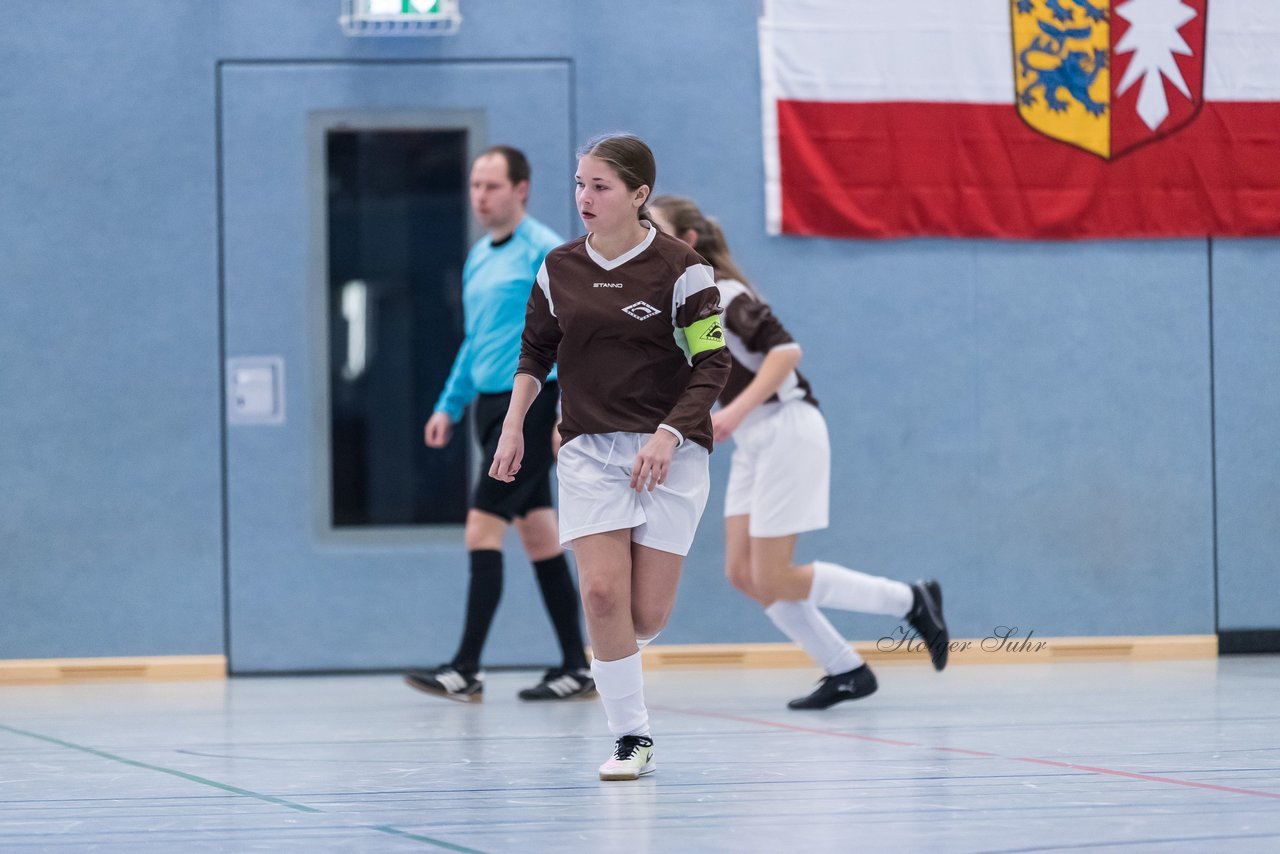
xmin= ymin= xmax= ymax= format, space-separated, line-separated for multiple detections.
xmin=556 ymin=432 xmax=711 ymax=556
xmin=724 ymin=400 xmax=830 ymax=538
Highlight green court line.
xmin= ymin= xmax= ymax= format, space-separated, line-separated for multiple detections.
xmin=0 ymin=723 xmax=489 ymax=853
xmin=0 ymin=723 xmax=320 ymax=813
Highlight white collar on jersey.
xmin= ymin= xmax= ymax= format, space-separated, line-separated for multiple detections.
xmin=585 ymin=221 xmax=657 ymax=271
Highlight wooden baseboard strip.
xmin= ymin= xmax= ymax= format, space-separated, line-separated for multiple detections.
xmin=0 ymin=655 xmax=227 ymax=685
xmin=0 ymin=637 xmax=1217 ymax=682
xmin=643 ymin=635 xmax=1217 ymax=670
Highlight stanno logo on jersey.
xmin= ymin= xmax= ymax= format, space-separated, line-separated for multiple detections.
xmin=593 ymin=282 xmax=624 ymax=289
xmin=622 ymin=301 xmax=661 ymax=320
xmin=1011 ymin=0 xmax=1207 ymax=159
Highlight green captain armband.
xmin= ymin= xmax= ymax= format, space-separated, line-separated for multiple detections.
xmin=685 ymin=315 xmax=726 ymax=357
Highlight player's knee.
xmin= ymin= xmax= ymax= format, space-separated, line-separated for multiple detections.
xmin=632 ymin=609 xmax=669 ymax=639
xmin=517 ymin=528 xmax=559 ymax=560
xmin=463 ymin=514 xmax=505 ymax=551
xmin=725 ymin=559 xmax=755 ymax=598
xmin=750 ymin=561 xmax=790 ymax=601
xmin=513 ymin=510 xmax=560 ymax=558
xmin=581 ymin=579 xmax=622 ymax=621
xmin=464 ymin=529 xmax=502 ymax=551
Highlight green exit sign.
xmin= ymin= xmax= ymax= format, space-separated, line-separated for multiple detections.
xmin=368 ymin=1 xmax=441 ymax=13
xmin=340 ymin=0 xmax=461 ymax=36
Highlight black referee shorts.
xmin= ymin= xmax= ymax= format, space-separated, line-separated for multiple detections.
xmin=471 ymin=381 xmax=559 ymax=521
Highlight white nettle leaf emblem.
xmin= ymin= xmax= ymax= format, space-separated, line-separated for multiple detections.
xmin=1115 ymin=0 xmax=1199 ymax=131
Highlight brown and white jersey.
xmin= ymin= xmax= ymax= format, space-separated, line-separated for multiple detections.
xmin=716 ymin=278 xmax=818 ymax=409
xmin=517 ymin=224 xmax=731 ymax=452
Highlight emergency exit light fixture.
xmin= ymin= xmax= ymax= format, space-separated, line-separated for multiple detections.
xmin=340 ymin=0 xmax=461 ymax=36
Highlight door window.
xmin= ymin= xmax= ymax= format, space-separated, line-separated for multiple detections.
xmin=326 ymin=129 xmax=470 ymax=526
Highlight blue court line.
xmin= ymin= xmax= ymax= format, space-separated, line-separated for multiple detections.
xmin=370 ymin=825 xmax=489 ymax=852
xmin=0 ymin=723 xmax=488 ymax=853
xmin=975 ymin=829 xmax=1280 ymax=853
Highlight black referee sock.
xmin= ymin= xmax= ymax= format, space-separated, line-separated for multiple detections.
xmin=451 ymin=550 xmax=503 ymax=674
xmin=534 ymin=553 xmax=589 ymax=672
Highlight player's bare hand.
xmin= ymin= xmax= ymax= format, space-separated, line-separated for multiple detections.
xmin=712 ymin=406 xmax=747 ymax=444
xmin=551 ymin=420 xmax=562 ymax=460
xmin=424 ymin=412 xmax=453 ymax=448
xmin=630 ymin=430 xmax=678 ymax=493
xmin=489 ymin=425 xmax=525 ymax=482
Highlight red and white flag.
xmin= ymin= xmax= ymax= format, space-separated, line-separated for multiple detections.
xmin=760 ymin=0 xmax=1280 ymax=238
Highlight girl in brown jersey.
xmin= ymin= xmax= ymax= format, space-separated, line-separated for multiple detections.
xmin=490 ymin=136 xmax=730 ymax=780
xmin=650 ymin=195 xmax=951 ymax=710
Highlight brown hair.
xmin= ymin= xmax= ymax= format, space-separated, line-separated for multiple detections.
xmin=476 ymin=144 xmax=531 ymax=185
xmin=650 ymin=195 xmax=755 ymax=292
xmin=577 ymin=133 xmax=656 ymax=224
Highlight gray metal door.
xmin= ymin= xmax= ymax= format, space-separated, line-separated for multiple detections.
xmin=219 ymin=61 xmax=573 ymax=672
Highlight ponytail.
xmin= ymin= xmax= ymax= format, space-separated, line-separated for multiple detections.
xmin=650 ymin=195 xmax=758 ymax=297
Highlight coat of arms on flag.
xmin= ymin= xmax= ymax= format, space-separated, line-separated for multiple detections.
xmin=1013 ymin=0 xmax=1207 ymax=159
xmin=759 ymin=0 xmax=1280 ymax=238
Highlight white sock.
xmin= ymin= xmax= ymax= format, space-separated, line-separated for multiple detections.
xmin=765 ymin=600 xmax=863 ymax=675
xmin=808 ymin=561 xmax=914 ymax=617
xmin=591 ymin=651 xmax=650 ymax=737
xmin=636 ymin=633 xmax=660 ymax=649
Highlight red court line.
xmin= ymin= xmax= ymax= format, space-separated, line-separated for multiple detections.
xmin=653 ymin=706 xmax=919 ymax=747
xmin=935 ymin=747 xmax=999 ymax=757
xmin=1011 ymin=757 xmax=1280 ymax=800
xmin=653 ymin=705 xmax=1280 ymax=801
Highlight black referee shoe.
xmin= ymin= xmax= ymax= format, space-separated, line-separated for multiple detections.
xmin=404 ymin=665 xmax=484 ymax=703
xmin=518 ymin=668 xmax=596 ymax=701
xmin=787 ymin=664 xmax=878 ymax=710
xmin=907 ymin=579 xmax=949 ymax=671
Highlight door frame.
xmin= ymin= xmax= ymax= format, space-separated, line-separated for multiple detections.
xmin=215 ymin=59 xmax=575 ymax=672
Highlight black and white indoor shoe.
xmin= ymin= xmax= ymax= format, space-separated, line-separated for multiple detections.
xmin=906 ymin=579 xmax=949 ymax=671
xmin=787 ymin=664 xmax=879 ymax=710
xmin=404 ymin=664 xmax=484 ymax=703
xmin=598 ymin=735 xmax=655 ymax=781
xmin=518 ymin=668 xmax=596 ymax=701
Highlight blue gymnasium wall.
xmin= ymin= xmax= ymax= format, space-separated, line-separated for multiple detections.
xmin=0 ymin=1 xmax=1275 ymax=666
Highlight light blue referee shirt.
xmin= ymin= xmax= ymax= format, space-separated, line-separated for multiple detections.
xmin=434 ymin=215 xmax=563 ymax=422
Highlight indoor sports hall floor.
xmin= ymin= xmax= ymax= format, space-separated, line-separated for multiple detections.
xmin=2 ymin=657 xmax=1279 ymax=852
